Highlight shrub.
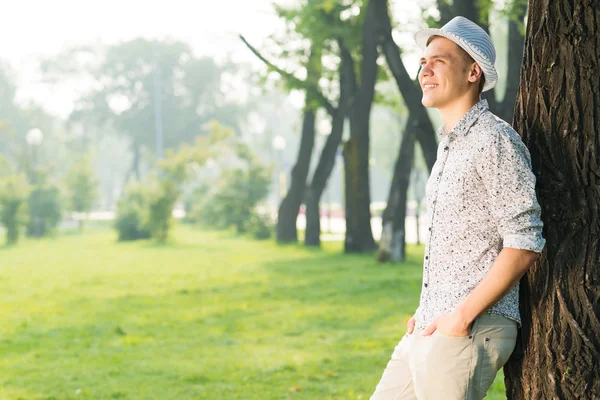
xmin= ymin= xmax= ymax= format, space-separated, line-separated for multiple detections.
xmin=0 ymin=174 xmax=30 ymax=245
xmin=191 ymin=161 xmax=271 ymax=234
xmin=147 ymin=179 xmax=179 ymax=243
xmin=246 ymin=210 xmax=274 ymax=240
xmin=115 ymin=183 xmax=151 ymax=241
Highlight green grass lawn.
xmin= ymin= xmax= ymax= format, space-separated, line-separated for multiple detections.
xmin=0 ymin=225 xmax=507 ymax=399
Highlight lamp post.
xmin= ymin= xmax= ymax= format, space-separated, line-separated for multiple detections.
xmin=26 ymin=128 xmax=44 ymax=166
xmin=271 ymin=135 xmax=287 ymax=204
xmin=25 ymin=128 xmax=44 ymax=238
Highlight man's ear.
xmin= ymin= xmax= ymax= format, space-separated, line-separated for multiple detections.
xmin=468 ymin=63 xmax=482 ymax=83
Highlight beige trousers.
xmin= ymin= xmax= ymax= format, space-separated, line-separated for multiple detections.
xmin=370 ymin=312 xmax=517 ymax=400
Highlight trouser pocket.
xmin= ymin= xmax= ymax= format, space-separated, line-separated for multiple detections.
xmin=473 ymin=321 xmax=517 ymax=395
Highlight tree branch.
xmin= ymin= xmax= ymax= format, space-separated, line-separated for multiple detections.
xmin=239 ymin=34 xmax=335 ymax=115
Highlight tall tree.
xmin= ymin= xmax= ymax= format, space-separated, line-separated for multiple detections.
xmin=242 ymin=1 xmax=364 ymax=245
xmin=374 ymin=0 xmax=438 ymax=261
xmin=503 ymin=0 xmax=600 ymax=398
xmin=343 ymin=0 xmax=380 ymax=252
xmin=275 ymin=46 xmax=321 ymax=243
xmin=305 ymin=40 xmax=353 ymax=247
xmin=377 ymin=115 xmax=416 ymax=262
xmin=239 ymin=33 xmax=327 ymax=244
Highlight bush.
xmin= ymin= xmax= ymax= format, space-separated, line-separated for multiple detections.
xmin=0 ymin=174 xmax=30 ymax=245
xmin=115 ymin=183 xmax=151 ymax=241
xmin=246 ymin=210 xmax=274 ymax=240
xmin=147 ymin=180 xmax=179 ymax=243
xmin=191 ymin=161 xmax=271 ymax=234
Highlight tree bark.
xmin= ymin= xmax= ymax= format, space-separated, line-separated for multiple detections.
xmin=343 ymin=0 xmax=379 ymax=253
xmin=304 ymin=110 xmax=342 ymax=247
xmin=503 ymin=1 xmax=600 ymax=398
xmin=377 ymin=116 xmax=416 ymax=262
xmin=305 ymin=43 xmax=353 ymax=247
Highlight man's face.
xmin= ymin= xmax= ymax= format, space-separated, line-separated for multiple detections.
xmin=418 ymin=37 xmax=475 ymax=109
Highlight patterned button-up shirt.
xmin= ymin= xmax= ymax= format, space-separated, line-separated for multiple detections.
xmin=415 ymin=99 xmax=545 ymax=331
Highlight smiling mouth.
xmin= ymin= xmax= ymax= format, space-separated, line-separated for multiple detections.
xmin=422 ymin=84 xmax=438 ymax=91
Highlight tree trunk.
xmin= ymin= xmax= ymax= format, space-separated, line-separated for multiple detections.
xmin=276 ymin=107 xmax=316 ymax=243
xmin=497 ymin=5 xmax=527 ymax=122
xmin=304 ymin=110 xmax=343 ymax=247
xmin=375 ymin=0 xmax=437 ymax=173
xmin=343 ymin=0 xmax=379 ymax=253
xmin=377 ymin=116 xmax=416 ymax=262
xmin=276 ymin=45 xmax=322 ymax=243
xmin=503 ymin=1 xmax=600 ymax=398
xmin=122 ymin=144 xmax=141 ymax=186
xmin=305 ymin=42 xmax=353 ymax=247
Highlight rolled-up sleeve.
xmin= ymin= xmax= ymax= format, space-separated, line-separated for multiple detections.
xmin=476 ymin=125 xmax=546 ymax=253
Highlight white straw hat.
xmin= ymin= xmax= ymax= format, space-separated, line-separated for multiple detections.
xmin=414 ymin=16 xmax=498 ymax=92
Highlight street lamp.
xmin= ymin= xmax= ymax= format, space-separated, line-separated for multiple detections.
xmin=271 ymin=135 xmax=287 ymax=203
xmin=25 ymin=128 xmax=44 ymax=173
xmin=26 ymin=128 xmax=44 ymax=146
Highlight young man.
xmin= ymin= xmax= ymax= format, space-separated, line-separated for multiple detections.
xmin=370 ymin=16 xmax=545 ymax=400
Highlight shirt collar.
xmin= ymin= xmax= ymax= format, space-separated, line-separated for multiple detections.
xmin=437 ymin=99 xmax=489 ymax=138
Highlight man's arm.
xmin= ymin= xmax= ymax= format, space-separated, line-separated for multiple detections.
xmin=421 ymin=247 xmax=539 ymax=336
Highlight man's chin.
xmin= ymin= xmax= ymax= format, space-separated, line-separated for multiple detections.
xmin=421 ymin=96 xmax=436 ymax=108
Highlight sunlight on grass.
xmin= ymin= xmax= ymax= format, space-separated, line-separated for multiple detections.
xmin=0 ymin=225 xmax=507 ymax=399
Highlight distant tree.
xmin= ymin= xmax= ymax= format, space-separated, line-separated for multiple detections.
xmin=66 ymin=156 xmax=99 ymax=231
xmin=44 ymin=40 xmax=247 ymax=181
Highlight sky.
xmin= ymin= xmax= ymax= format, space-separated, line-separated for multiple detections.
xmin=1 ymin=0 xmax=425 ymax=118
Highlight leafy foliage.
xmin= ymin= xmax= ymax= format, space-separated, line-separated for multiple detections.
xmin=69 ymin=40 xmax=243 ymax=146
xmin=186 ymin=124 xmax=272 ymax=235
xmin=192 ymin=163 xmax=272 ymax=235
xmin=115 ymin=127 xmax=211 ymax=243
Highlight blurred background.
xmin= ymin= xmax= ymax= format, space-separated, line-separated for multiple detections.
xmin=0 ymin=0 xmax=518 ymax=247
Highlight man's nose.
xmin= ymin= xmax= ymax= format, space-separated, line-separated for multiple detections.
xmin=419 ymin=63 xmax=432 ymax=79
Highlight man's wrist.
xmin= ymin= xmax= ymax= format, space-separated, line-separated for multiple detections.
xmin=454 ymin=303 xmax=478 ymax=326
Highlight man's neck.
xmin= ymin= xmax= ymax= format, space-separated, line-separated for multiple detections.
xmin=439 ymin=94 xmax=481 ymax=134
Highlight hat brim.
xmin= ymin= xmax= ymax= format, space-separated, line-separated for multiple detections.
xmin=414 ymin=28 xmax=498 ymax=92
